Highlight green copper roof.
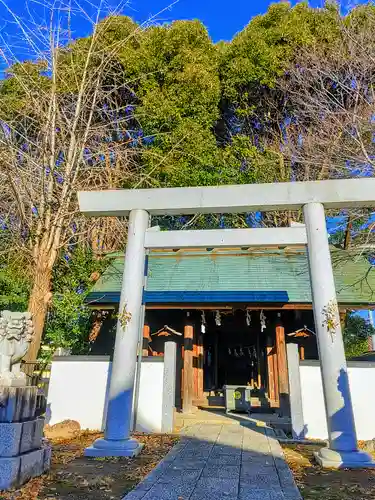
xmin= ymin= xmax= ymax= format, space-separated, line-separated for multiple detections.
xmin=87 ymin=248 xmax=375 ymax=305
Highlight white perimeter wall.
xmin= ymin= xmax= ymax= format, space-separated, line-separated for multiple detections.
xmin=300 ymin=362 xmax=375 ymax=441
xmin=47 ymin=357 xmax=164 ymax=432
xmin=135 ymin=360 xmax=164 ymax=432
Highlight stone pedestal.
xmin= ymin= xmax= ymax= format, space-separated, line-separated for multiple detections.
xmin=0 ymin=387 xmax=51 ymax=491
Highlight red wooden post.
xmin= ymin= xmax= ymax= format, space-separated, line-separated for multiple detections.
xmin=266 ymin=345 xmax=275 ymax=401
xmin=272 ymin=351 xmax=280 ymax=405
xmin=183 ymin=319 xmax=194 ymax=413
xmin=197 ymin=333 xmax=204 ymax=401
xmin=299 ymin=345 xmax=305 ymax=360
xmin=142 ymin=324 xmax=150 ymax=356
xmin=275 ymin=316 xmax=289 ymax=413
xmin=193 ymin=342 xmax=198 ymax=398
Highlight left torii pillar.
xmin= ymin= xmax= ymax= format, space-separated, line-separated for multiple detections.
xmin=85 ymin=209 xmax=149 ymax=457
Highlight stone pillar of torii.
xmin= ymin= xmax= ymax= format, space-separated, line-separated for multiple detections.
xmin=79 ymin=179 xmax=375 ymax=468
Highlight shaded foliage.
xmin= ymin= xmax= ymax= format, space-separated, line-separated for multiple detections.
xmin=43 ymin=247 xmax=108 ymax=355
xmin=344 ymin=312 xmax=375 ymax=358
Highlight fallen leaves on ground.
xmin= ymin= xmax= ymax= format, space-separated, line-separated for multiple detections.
xmin=0 ymin=431 xmax=178 ymax=500
xmin=282 ymin=444 xmax=375 ymax=500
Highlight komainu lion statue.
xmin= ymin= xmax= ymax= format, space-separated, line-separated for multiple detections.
xmin=0 ymin=311 xmax=34 ymax=386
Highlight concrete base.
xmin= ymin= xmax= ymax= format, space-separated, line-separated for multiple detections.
xmin=0 ymin=444 xmax=51 ymax=490
xmin=0 ymin=418 xmax=45 ymax=457
xmin=84 ymin=437 xmax=144 ymax=458
xmin=314 ymin=447 xmax=375 ymax=469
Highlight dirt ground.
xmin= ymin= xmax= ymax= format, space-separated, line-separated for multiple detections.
xmin=0 ymin=430 xmax=178 ymax=500
xmin=283 ymin=443 xmax=375 ymax=500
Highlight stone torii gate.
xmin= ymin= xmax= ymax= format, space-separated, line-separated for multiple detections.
xmin=78 ymin=178 xmax=375 ymax=468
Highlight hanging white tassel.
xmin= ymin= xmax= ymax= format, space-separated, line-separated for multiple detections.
xmin=260 ymin=309 xmax=267 ymax=332
xmin=246 ymin=310 xmax=251 ymax=326
xmin=215 ymin=310 xmax=221 ymax=326
xmin=201 ymin=310 xmax=206 ymax=334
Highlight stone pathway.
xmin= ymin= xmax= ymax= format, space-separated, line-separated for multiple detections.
xmin=123 ymin=424 xmax=302 ymax=500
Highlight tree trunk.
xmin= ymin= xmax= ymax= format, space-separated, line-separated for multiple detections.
xmin=25 ymin=257 xmax=53 ymax=362
xmin=344 ymin=216 xmax=352 ymax=250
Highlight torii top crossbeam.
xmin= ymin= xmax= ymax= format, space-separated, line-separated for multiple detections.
xmin=78 ymin=178 xmax=375 ymax=217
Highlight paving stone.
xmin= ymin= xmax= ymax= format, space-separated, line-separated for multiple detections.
xmin=126 ymin=423 xmax=301 ymax=500
xmin=273 ymin=457 xmax=290 ymax=471
xmin=241 ymin=456 xmax=274 ymax=469
xmin=240 ymin=473 xmax=281 ymax=490
xmin=157 ymin=469 xmax=202 ymax=484
xmin=178 ymin=449 xmax=211 ymax=460
xmin=207 ymin=454 xmax=241 ymax=466
xmin=181 ymin=443 xmax=214 ymax=453
xmin=219 ymin=426 xmax=242 ymax=433
xmin=202 ymin=465 xmax=240 ymax=478
xmin=275 ymin=469 xmax=302 ymax=500
xmin=238 ymin=487 xmax=285 ymax=500
xmin=218 ymin=431 xmax=243 ymax=437
xmin=193 ymin=477 xmax=238 ymax=497
xmin=217 ymin=438 xmax=243 ymax=447
xmin=140 ymin=462 xmax=173 ymax=488
xmin=219 ymin=429 xmax=243 ymax=435
xmin=212 ymin=445 xmax=242 ymax=456
xmin=153 ymin=460 xmax=174 ymax=474
xmin=199 ymin=425 xmax=223 ymax=431
xmin=171 ymin=458 xmax=207 ymax=470
xmin=190 ymin=492 xmax=237 ymax=500
xmin=142 ymin=481 xmax=196 ymax=500
xmin=243 ymin=442 xmax=270 ymax=452
xmin=134 ymin=476 xmax=158 ymax=491
xmin=242 ymin=452 xmax=271 ymax=462
xmin=241 ymin=466 xmax=279 ymax=478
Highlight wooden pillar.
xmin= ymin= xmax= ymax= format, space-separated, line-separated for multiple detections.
xmin=197 ymin=333 xmax=204 ymax=401
xmin=266 ymin=345 xmax=275 ymax=401
xmin=142 ymin=324 xmax=150 ymax=356
xmin=193 ymin=341 xmax=198 ymax=398
xmin=275 ymin=315 xmax=289 ymax=413
xmin=183 ymin=318 xmax=194 ymax=413
xmin=299 ymin=345 xmax=305 ymax=360
xmin=272 ymin=349 xmax=280 ymax=405
xmin=266 ymin=334 xmax=279 ymax=405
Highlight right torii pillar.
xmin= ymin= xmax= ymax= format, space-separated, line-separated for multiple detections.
xmin=304 ymin=202 xmax=374 ymax=468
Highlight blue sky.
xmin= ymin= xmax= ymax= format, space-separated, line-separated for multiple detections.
xmin=1 ymin=0 xmax=364 ymax=50
xmin=125 ymin=0 xmax=326 ymax=41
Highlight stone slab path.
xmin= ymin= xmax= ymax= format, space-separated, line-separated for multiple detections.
xmin=123 ymin=424 xmax=301 ymax=500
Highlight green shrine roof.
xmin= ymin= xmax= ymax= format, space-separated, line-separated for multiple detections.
xmin=86 ymin=247 xmax=375 ymax=306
